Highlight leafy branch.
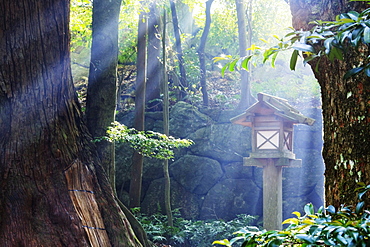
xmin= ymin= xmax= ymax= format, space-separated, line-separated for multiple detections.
xmin=214 ymin=7 xmax=370 ymax=79
xmin=95 ymin=121 xmax=193 ymax=160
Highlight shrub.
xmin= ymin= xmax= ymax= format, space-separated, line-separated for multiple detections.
xmin=213 ymin=183 xmax=370 ymax=247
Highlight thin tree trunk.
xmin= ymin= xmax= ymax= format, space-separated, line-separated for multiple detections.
xmin=86 ymin=0 xmax=121 ymax=191
xmin=146 ymin=0 xmax=162 ymax=111
xmin=170 ymin=0 xmax=188 ymax=100
xmin=0 ymin=0 xmax=141 ymax=245
xmin=236 ymin=0 xmax=253 ymax=109
xmin=197 ymin=0 xmax=214 ymax=107
xmin=161 ymin=10 xmax=174 ymax=227
xmin=129 ymin=10 xmax=147 ymax=208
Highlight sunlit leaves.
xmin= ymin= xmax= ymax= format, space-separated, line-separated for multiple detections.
xmin=96 ymin=121 xmax=193 ymax=160
xmin=218 ymin=7 xmax=370 ymax=80
xmin=213 ymin=186 xmax=370 ymax=246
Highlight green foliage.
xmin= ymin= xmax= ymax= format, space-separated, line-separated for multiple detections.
xmin=96 ymin=121 xmax=193 ymax=160
xmin=217 ymin=7 xmax=370 ymax=79
xmin=213 ymin=184 xmax=370 ymax=247
xmin=70 ymin=0 xmax=92 ymax=50
xmin=133 ymin=209 xmax=256 ymax=247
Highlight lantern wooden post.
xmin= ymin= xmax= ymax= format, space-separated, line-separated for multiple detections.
xmin=231 ymin=93 xmax=314 ymax=231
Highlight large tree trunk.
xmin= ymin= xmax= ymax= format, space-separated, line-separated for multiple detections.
xmin=290 ymin=0 xmax=370 ymax=207
xmin=0 ymin=0 xmax=141 ymax=246
xmin=86 ymin=0 xmax=121 ymax=191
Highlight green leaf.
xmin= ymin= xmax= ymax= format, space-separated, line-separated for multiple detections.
xmin=329 ymin=46 xmax=343 ymax=61
xmin=343 ymin=66 xmax=364 ymax=79
xmin=365 ymin=66 xmax=370 ymax=77
xmin=291 ymin=43 xmax=315 ymax=53
xmin=229 ymin=59 xmax=238 ymax=72
xmin=290 ymin=50 xmax=299 ymax=71
xmin=212 ymin=239 xmax=231 ymax=246
xmin=295 ymin=234 xmax=315 ymax=243
xmin=347 ymin=10 xmax=360 ymax=21
xmin=304 ymin=203 xmax=314 ymax=215
xmin=363 ymin=26 xmax=370 ymax=43
xmin=221 ymin=63 xmax=228 ymax=77
xmin=324 ymin=37 xmax=334 ymax=54
xmin=241 ymin=55 xmax=252 ymax=71
xmin=355 ymin=201 xmax=365 ymax=214
xmin=326 ymin=205 xmax=336 ymax=214
xmin=271 ymin=52 xmax=279 ymax=68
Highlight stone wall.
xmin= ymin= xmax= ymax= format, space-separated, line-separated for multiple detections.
xmin=115 ymin=101 xmax=324 ymax=221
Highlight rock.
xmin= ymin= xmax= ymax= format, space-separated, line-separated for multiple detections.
xmin=141 ymin=178 xmax=202 ymax=219
xmin=200 ymin=178 xmax=262 ymax=221
xmin=169 ymin=101 xmax=213 ymax=138
xmin=170 ymin=155 xmax=223 ymax=195
xmin=188 ymin=124 xmax=251 ymax=163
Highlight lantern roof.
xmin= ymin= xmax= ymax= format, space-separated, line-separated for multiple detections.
xmin=231 ymin=93 xmax=315 ymax=127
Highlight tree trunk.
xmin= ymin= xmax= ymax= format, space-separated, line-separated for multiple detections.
xmin=86 ymin=0 xmax=121 ymax=191
xmin=236 ymin=0 xmax=253 ymax=109
xmin=146 ymin=0 xmax=162 ymax=111
xmin=161 ymin=10 xmax=174 ymax=227
xmin=0 ymin=0 xmax=141 ymax=246
xmin=170 ymin=0 xmax=188 ymax=101
xmin=197 ymin=0 xmax=214 ymax=107
xmin=129 ymin=11 xmax=147 ymax=208
xmin=290 ymin=0 xmax=370 ymax=207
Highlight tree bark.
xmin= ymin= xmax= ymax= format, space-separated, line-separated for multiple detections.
xmin=146 ymin=0 xmax=162 ymax=111
xmin=0 ymin=0 xmax=141 ymax=246
xmin=197 ymin=0 xmax=214 ymax=107
xmin=129 ymin=11 xmax=147 ymax=208
xmin=161 ymin=10 xmax=174 ymax=227
xmin=86 ymin=0 xmax=121 ymax=191
xmin=290 ymin=0 xmax=370 ymax=207
xmin=170 ymin=0 xmax=188 ymax=101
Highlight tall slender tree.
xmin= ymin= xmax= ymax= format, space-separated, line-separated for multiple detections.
xmin=198 ymin=0 xmax=215 ymax=106
xmin=0 ymin=0 xmax=141 ymax=245
xmin=129 ymin=8 xmax=148 ymax=208
xmin=170 ymin=0 xmax=188 ymax=100
xmin=146 ymin=0 xmax=162 ymax=111
xmin=236 ymin=0 xmax=253 ymax=109
xmin=161 ymin=8 xmax=174 ymax=227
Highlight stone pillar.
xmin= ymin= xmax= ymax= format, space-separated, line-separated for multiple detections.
xmin=263 ymin=158 xmax=282 ymax=231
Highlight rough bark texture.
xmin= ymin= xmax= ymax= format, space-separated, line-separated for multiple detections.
xmin=290 ymin=0 xmax=370 ymax=207
xmin=0 ymin=0 xmax=140 ymax=245
xmin=86 ymin=0 xmax=121 ymax=191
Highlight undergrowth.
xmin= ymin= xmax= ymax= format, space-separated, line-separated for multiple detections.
xmin=132 ymin=208 xmax=257 ymax=247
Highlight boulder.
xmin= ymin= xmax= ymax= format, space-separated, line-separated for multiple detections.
xmin=200 ymin=178 xmax=262 ymax=221
xmin=141 ymin=178 xmax=202 ymax=219
xmin=170 ymin=155 xmax=223 ymax=195
xmin=188 ymin=124 xmax=251 ymax=163
xmin=169 ymin=101 xmax=213 ymax=138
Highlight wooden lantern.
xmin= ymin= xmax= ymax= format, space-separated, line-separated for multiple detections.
xmin=231 ymin=93 xmax=315 ymax=166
